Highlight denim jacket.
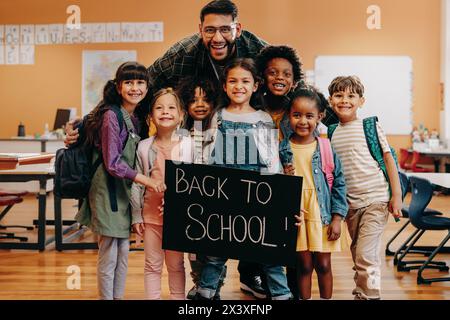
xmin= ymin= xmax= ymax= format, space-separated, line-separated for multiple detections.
xmin=308 ymin=141 xmax=348 ymax=225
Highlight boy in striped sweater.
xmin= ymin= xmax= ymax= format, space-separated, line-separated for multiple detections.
xmin=327 ymin=76 xmax=402 ymax=300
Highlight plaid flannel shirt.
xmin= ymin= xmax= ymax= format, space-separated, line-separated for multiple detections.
xmin=148 ymin=30 xmax=268 ymax=91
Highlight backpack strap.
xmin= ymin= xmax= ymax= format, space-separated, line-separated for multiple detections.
xmin=327 ymin=123 xmax=338 ymax=140
xmin=363 ymin=117 xmax=388 ymax=180
xmin=362 ymin=116 xmax=405 ymax=200
xmin=317 ymin=137 xmax=334 ymax=192
xmin=110 ymin=105 xmax=125 ymax=133
xmin=105 ymin=105 xmax=128 ymax=212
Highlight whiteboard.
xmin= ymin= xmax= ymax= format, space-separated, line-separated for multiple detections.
xmin=314 ymin=56 xmax=413 ymax=135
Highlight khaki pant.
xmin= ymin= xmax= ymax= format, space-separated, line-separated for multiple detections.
xmin=346 ymin=202 xmax=389 ymax=300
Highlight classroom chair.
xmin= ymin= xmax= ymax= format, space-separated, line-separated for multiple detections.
xmin=399 ymin=148 xmax=412 ymax=171
xmin=408 ymin=177 xmax=450 ymax=284
xmin=386 ymin=172 xmax=443 ymax=257
xmin=0 ymin=189 xmax=33 ymax=242
xmin=396 ymin=177 xmax=450 ymax=284
xmin=411 ymin=151 xmax=434 ymax=173
xmin=0 ymin=194 xmax=28 ymax=242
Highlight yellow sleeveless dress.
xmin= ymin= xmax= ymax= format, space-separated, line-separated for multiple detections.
xmin=290 ymin=140 xmax=347 ymax=253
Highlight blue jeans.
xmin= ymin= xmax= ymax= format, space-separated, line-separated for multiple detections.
xmin=189 ymin=254 xmax=226 ymax=288
xmin=198 ymin=256 xmax=291 ymax=300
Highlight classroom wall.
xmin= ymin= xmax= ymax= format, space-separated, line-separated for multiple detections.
xmin=0 ymin=0 xmax=441 ymax=152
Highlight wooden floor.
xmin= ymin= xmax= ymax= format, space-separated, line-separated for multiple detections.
xmin=0 ymin=193 xmax=449 ymax=300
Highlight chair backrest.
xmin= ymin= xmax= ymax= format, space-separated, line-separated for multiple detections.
xmin=408 ymin=176 xmax=434 ymax=229
xmin=398 ymin=171 xmax=410 ymax=199
xmin=399 ymin=148 xmax=410 ymax=170
xmin=410 ymin=151 xmax=421 ymax=171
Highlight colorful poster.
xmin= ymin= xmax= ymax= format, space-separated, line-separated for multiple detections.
xmin=82 ymin=50 xmax=137 ymax=115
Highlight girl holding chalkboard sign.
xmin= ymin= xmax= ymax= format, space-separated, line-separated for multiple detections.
xmin=176 ymin=76 xmax=228 ymax=300
xmin=194 ymin=58 xmax=292 ymax=300
xmin=285 ymin=86 xmax=348 ymax=300
xmin=130 ymin=88 xmax=194 ymax=300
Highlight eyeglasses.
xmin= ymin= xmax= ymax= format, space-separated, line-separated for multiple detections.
xmin=202 ymin=24 xmax=236 ymax=38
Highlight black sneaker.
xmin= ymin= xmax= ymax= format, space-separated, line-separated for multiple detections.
xmin=240 ymin=276 xmax=267 ymax=299
xmin=212 ymin=291 xmax=221 ymax=300
xmin=193 ymin=292 xmax=212 ymax=300
xmin=186 ymin=285 xmax=198 ymax=300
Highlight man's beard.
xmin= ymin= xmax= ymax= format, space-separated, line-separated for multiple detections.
xmin=208 ymin=39 xmax=236 ymax=62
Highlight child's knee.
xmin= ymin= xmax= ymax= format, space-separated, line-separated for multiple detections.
xmin=297 ymin=263 xmax=314 ymax=275
xmin=314 ymin=261 xmax=332 ymax=275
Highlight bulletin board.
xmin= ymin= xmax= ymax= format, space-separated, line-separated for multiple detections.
xmin=314 ymin=56 xmax=413 ymax=135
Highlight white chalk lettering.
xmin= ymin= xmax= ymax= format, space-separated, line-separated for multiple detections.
xmin=206 ymin=214 xmax=220 ymax=241
xmin=186 ymin=204 xmax=206 ymax=240
xmin=217 ymin=177 xmax=229 ymax=200
xmin=176 ymin=168 xmax=189 ymax=193
xmin=232 ymin=215 xmax=247 ymax=243
xmin=241 ymin=179 xmax=257 ymax=203
xmin=261 ymin=218 xmax=277 ymax=247
xmin=221 ymin=214 xmax=232 ymax=242
xmin=248 ymin=216 xmax=263 ymax=243
xmin=176 ymin=168 xmax=229 ymax=199
xmin=186 ymin=210 xmax=277 ymax=247
xmin=241 ymin=179 xmax=273 ymax=204
xmin=188 ymin=176 xmax=203 ymax=196
xmin=256 ymin=182 xmax=272 ymax=205
xmin=202 ymin=176 xmax=215 ymax=197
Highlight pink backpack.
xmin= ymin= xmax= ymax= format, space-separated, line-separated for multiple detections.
xmin=317 ymin=137 xmax=334 ymax=192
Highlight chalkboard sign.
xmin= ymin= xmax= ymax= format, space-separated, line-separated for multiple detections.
xmin=162 ymin=161 xmax=302 ymax=267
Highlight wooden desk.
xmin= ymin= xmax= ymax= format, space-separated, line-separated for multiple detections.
xmin=413 ymin=149 xmax=450 ymax=172
xmin=0 ymin=164 xmax=55 ymax=251
xmin=0 ymin=153 xmax=55 ymax=170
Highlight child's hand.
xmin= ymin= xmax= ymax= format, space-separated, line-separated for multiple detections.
xmin=146 ymin=177 xmax=166 ymax=193
xmin=132 ymin=223 xmax=145 ymax=237
xmin=327 ymin=215 xmax=342 ymax=241
xmin=389 ymin=195 xmax=403 ymax=220
xmin=64 ymin=119 xmax=80 ymax=146
xmin=158 ymin=198 xmax=165 ymax=216
xmin=294 ymin=209 xmax=307 ymax=226
xmin=283 ymin=164 xmax=296 ymax=176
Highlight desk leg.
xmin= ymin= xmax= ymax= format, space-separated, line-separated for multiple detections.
xmin=439 ymin=158 xmax=446 ymax=173
xmin=37 ymin=179 xmax=47 ymax=251
xmin=54 ymin=195 xmax=62 ymax=251
xmin=434 ymin=160 xmax=440 ymax=172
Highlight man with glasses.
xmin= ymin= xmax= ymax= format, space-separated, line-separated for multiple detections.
xmin=65 ymin=0 xmax=271 ymax=301
xmin=148 ymin=0 xmax=268 ymax=91
xmin=148 ymin=0 xmax=270 ymax=300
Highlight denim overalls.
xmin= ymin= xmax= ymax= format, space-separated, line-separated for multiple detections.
xmin=198 ymin=109 xmax=292 ymax=300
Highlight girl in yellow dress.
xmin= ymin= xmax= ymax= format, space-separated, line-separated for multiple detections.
xmin=285 ymin=86 xmax=348 ymax=300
